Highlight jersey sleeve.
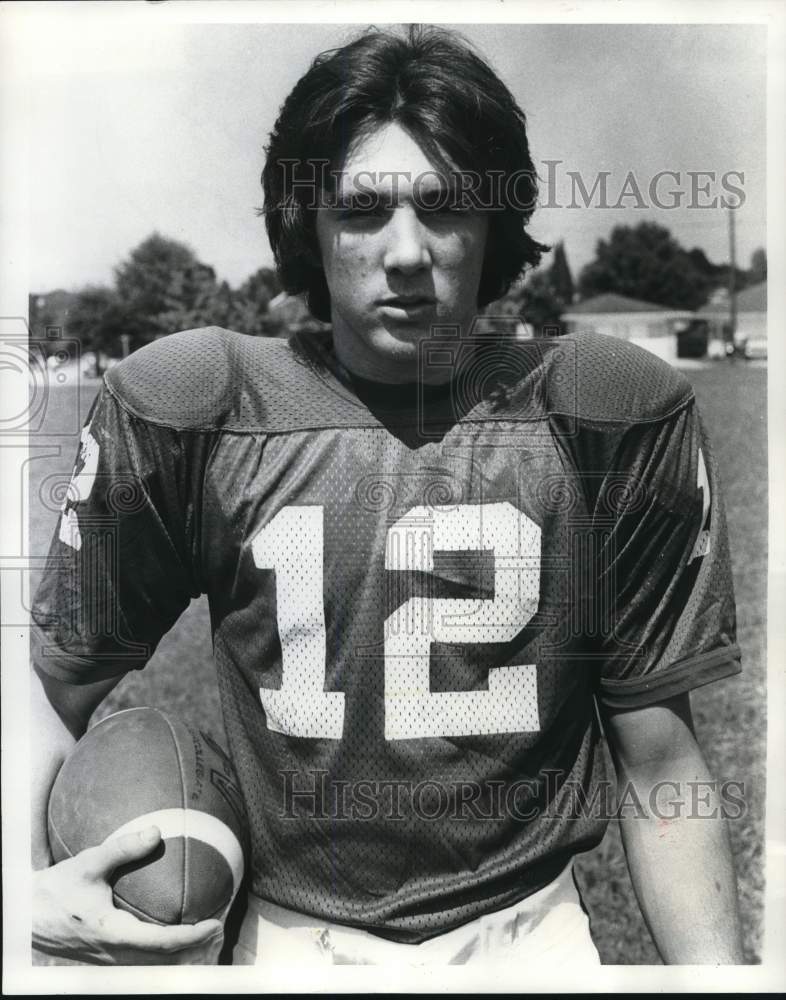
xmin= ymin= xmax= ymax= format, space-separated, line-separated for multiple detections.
xmin=593 ymin=398 xmax=741 ymax=709
xmin=31 ymin=383 xmax=201 ymax=684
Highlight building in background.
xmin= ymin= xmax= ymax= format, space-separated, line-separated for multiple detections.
xmin=561 ymin=293 xmax=694 ymax=363
xmin=695 ymin=281 xmax=767 ymax=360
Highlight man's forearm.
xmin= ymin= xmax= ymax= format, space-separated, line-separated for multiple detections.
xmin=617 ymin=753 xmax=744 ymax=963
xmin=30 ymin=667 xmax=121 ymax=869
xmin=31 ymin=670 xmax=79 ymax=869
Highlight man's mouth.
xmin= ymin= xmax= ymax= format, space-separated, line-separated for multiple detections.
xmin=377 ymin=295 xmax=436 ymax=311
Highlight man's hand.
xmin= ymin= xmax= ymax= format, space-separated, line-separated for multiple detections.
xmin=33 ymin=825 xmax=224 ymax=965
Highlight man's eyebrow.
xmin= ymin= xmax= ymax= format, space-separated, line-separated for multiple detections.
xmin=327 ymin=172 xmax=461 ymax=209
xmin=330 ymin=191 xmax=385 ymax=209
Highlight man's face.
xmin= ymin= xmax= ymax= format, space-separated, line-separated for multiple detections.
xmin=315 ymin=122 xmax=488 ymax=384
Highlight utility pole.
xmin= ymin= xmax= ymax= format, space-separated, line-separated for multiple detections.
xmin=728 ymin=208 xmax=737 ymax=349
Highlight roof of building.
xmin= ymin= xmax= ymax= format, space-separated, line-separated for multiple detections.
xmin=563 ymin=292 xmax=673 ymax=315
xmin=696 ymin=280 xmax=767 ymax=317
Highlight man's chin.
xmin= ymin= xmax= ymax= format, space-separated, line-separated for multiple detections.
xmin=373 ymin=318 xmax=438 ymax=347
xmin=331 ymin=318 xmax=455 ymax=382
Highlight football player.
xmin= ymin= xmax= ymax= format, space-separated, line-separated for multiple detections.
xmin=30 ymin=25 xmax=744 ymax=966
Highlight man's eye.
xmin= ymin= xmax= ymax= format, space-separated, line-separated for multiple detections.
xmin=419 ymin=202 xmax=470 ymax=216
xmin=337 ymin=204 xmax=387 ymax=220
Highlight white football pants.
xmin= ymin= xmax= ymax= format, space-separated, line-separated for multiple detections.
xmin=232 ymin=861 xmax=601 ymax=967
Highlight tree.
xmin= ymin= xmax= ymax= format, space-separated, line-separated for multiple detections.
xmin=57 ymin=234 xmax=321 ymax=360
xmin=686 ymin=247 xmax=722 ymax=282
xmin=232 ymin=267 xmax=283 ymax=336
xmin=497 ymin=243 xmax=575 ymax=333
xmin=483 ymin=270 xmax=564 ymax=336
xmin=238 ymin=267 xmax=281 ymax=307
xmin=549 ymin=241 xmax=574 ymax=308
xmin=578 ymin=222 xmax=712 ymax=310
xmin=687 ymin=245 xmax=751 ymax=297
xmin=112 ymin=233 xmax=235 ymax=348
xmin=750 ymin=248 xmax=767 ymax=283
xmin=155 ymin=269 xmax=233 ymax=335
xmin=29 ymin=291 xmax=78 ymax=355
xmin=66 ymin=286 xmax=145 ymax=365
xmin=29 ymin=293 xmax=56 ymax=340
xmin=520 ymin=270 xmax=565 ymax=331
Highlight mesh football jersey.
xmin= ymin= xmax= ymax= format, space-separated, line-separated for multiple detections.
xmin=32 ymin=326 xmax=741 ymax=943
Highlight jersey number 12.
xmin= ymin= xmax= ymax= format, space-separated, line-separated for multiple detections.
xmin=251 ymin=502 xmax=541 ymax=741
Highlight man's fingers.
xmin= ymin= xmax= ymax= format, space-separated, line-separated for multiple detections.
xmin=103 ymin=909 xmax=224 ymax=953
xmin=78 ymin=826 xmax=161 ymax=879
xmin=47 ymin=832 xmax=225 ymax=962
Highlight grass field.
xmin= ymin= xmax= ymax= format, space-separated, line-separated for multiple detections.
xmin=28 ymin=358 xmax=767 ymax=965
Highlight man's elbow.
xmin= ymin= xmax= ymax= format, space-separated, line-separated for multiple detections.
xmin=31 ymin=664 xmax=121 ymax=741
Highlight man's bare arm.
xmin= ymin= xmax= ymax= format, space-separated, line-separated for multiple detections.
xmin=603 ymin=692 xmax=744 ymax=964
xmin=31 ymin=666 xmax=121 ymax=868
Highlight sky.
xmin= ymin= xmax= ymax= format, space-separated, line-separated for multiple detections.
xmin=9 ymin=10 xmax=768 ymax=294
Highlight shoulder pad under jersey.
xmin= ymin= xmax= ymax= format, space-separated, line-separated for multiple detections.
xmin=543 ymin=331 xmax=694 ymax=426
xmin=104 ymin=327 xmax=342 ymax=432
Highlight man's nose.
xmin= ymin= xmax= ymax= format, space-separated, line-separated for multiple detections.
xmin=383 ymin=207 xmax=431 ymax=276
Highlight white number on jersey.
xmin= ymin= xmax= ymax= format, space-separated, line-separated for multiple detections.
xmin=252 ymin=506 xmax=346 ymax=738
xmin=688 ymin=447 xmax=712 ymax=564
xmin=59 ymin=422 xmax=100 ymax=552
xmin=251 ymin=502 xmax=542 ymax=740
xmin=384 ymin=502 xmax=541 ymax=739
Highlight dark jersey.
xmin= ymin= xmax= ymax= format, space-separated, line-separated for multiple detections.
xmin=32 ymin=327 xmax=741 ymax=942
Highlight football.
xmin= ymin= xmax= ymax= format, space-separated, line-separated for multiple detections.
xmin=47 ymin=707 xmax=247 ymax=925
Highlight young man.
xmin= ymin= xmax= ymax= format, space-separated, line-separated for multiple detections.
xmin=31 ymin=26 xmax=744 ymax=965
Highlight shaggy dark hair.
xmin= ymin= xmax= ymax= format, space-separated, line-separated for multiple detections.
xmin=262 ymin=24 xmax=548 ymax=321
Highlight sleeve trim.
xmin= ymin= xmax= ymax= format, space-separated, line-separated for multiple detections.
xmin=597 ymin=643 xmax=742 ymax=709
xmin=31 ymin=623 xmax=145 ymax=685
